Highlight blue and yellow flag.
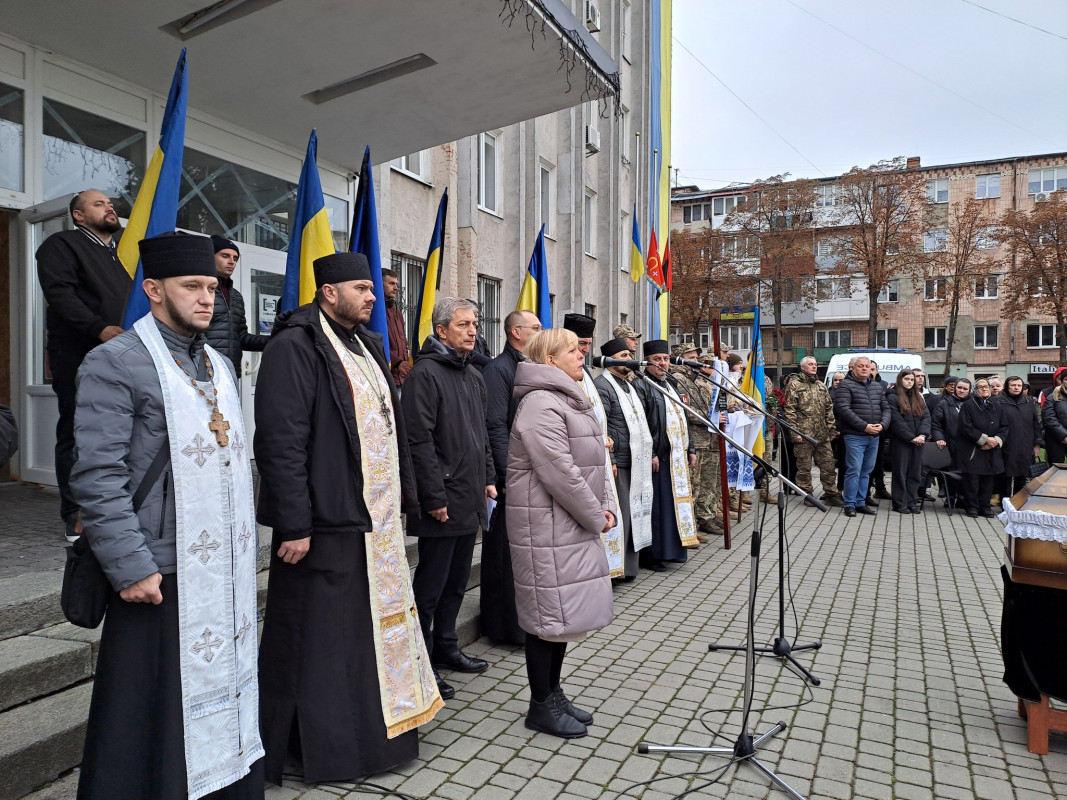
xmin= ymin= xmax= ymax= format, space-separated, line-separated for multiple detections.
xmin=739 ymin=306 xmax=766 ymax=458
xmin=350 ymin=147 xmax=389 ymax=357
xmin=517 ymin=224 xmax=551 ymax=328
xmin=629 ymin=205 xmax=643 ymax=283
xmin=119 ymin=49 xmax=188 ymax=328
xmin=280 ymin=130 xmax=335 ymax=313
xmin=414 ymin=188 xmax=448 ymax=356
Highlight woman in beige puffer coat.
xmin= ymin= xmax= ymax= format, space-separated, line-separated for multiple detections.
xmin=507 ymin=328 xmax=616 ymax=740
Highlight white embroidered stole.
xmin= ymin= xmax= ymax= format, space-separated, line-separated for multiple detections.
xmin=662 ymin=381 xmax=698 ymax=547
xmin=133 ymin=316 xmax=263 ymax=800
xmin=319 ymin=313 xmax=444 ymax=736
xmin=600 ymin=374 xmax=653 ymax=551
xmin=579 ymin=372 xmax=624 ymax=576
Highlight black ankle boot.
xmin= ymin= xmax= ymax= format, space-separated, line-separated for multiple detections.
xmin=552 ymin=687 xmax=593 ymax=725
xmin=525 ymin=694 xmax=587 ymax=739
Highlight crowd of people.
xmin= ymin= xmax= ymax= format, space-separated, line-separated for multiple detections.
xmin=29 ymin=188 xmax=1054 ymax=798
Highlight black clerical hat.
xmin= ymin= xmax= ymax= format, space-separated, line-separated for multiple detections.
xmin=313 ymin=253 xmax=371 ymax=288
xmin=563 ymin=313 xmax=596 ymax=338
xmin=600 ymin=338 xmax=631 ymax=357
xmin=643 ymin=339 xmax=669 ymax=357
xmin=139 ymin=232 xmax=216 ymax=280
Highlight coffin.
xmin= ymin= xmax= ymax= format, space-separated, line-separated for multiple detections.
xmin=1002 ymin=465 xmax=1067 ymax=590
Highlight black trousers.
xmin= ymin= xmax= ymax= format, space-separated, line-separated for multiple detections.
xmin=412 ymin=532 xmax=477 ymax=658
xmin=525 ymin=633 xmax=567 ymax=703
xmin=960 ymin=473 xmax=995 ymax=511
xmin=50 ymin=350 xmax=83 ymax=522
xmin=889 ymin=442 xmax=923 ymax=510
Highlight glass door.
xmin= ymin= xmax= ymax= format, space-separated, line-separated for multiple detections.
xmin=18 ymin=195 xmax=77 ymax=485
xmin=235 ymin=243 xmax=286 ymax=455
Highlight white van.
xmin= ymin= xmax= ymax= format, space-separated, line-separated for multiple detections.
xmin=823 ymin=350 xmax=925 ymax=388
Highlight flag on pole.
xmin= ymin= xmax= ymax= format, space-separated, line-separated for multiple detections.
xmin=414 ymin=188 xmax=448 ymax=356
xmin=280 ymin=130 xmax=336 ymax=313
xmin=739 ymin=306 xmax=766 ymax=458
xmin=629 ymin=206 xmax=644 ymax=283
xmin=516 ymin=224 xmax=551 ymax=328
xmin=662 ymin=240 xmax=672 ymax=292
xmin=645 ymin=229 xmax=665 ymax=291
xmin=119 ymin=49 xmax=189 ymax=328
xmin=350 ymin=146 xmax=388 ymax=357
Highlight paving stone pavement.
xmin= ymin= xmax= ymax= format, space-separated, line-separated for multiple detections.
xmin=7 ymin=478 xmax=1067 ymax=799
xmin=260 ymin=493 xmax=1067 ymax=800
xmin=0 ymin=483 xmax=69 ymax=579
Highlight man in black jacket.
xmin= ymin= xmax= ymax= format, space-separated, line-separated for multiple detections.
xmin=255 ymin=253 xmax=439 ymax=783
xmin=832 ymin=357 xmax=889 ymax=517
xmin=480 ymin=309 xmax=541 ymax=644
xmin=36 ymin=189 xmax=131 ymax=540
xmin=205 ymin=236 xmax=269 ymax=377
xmin=403 ymin=297 xmax=497 ymax=691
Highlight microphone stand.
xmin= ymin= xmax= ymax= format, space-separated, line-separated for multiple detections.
xmin=677 ymin=364 xmax=824 ymax=686
xmin=634 ymin=367 xmax=820 ymax=800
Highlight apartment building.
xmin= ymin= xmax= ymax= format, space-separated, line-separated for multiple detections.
xmin=670 ymin=151 xmax=1067 ymax=386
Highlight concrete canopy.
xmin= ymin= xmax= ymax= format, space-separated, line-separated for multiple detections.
xmin=1 ymin=0 xmax=619 ymax=171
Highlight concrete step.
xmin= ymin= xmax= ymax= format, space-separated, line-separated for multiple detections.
xmin=0 ymin=683 xmax=92 ymax=800
xmin=0 ymin=636 xmax=92 ymax=714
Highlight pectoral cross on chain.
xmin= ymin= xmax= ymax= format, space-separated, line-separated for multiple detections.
xmin=209 ymin=408 xmax=230 ymax=447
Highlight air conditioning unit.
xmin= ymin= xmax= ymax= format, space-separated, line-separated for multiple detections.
xmin=585 ymin=1 xmax=601 ymax=32
xmin=584 ymin=125 xmax=601 ymax=155
xmin=1035 ymin=192 xmax=1049 ymax=203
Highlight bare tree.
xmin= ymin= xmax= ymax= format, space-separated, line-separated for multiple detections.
xmin=828 ymin=158 xmax=929 ymax=347
xmin=1001 ymin=191 xmax=1067 ymax=362
xmin=924 ymin=196 xmax=1001 ymax=376
xmin=723 ymin=176 xmax=819 ymax=377
xmin=669 ymin=227 xmax=759 ymax=342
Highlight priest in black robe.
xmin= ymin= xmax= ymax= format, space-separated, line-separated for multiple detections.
xmin=255 ymin=253 xmax=433 ymax=785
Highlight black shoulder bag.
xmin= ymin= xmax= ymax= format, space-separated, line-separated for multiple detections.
xmin=61 ymin=442 xmax=170 ymax=628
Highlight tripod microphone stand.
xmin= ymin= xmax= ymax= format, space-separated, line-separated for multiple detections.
xmin=638 ymin=476 xmax=807 ymax=800
xmin=632 ymin=366 xmax=822 ymax=798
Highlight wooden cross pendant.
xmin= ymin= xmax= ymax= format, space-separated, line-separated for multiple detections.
xmin=209 ymin=408 xmax=231 ymax=448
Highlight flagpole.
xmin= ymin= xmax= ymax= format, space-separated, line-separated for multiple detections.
xmin=651 ymin=147 xmax=659 ymax=338
xmin=634 ymin=130 xmax=641 ymax=332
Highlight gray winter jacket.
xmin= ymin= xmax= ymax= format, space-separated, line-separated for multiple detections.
xmin=69 ymin=318 xmax=235 ymax=591
xmin=506 ymin=362 xmax=615 ymax=639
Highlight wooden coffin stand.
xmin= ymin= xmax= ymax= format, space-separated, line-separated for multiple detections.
xmin=1003 ymin=464 xmax=1067 ymax=754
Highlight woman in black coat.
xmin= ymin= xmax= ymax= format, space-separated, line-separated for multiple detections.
xmin=886 ymin=370 xmax=930 ymax=514
xmin=1041 ymin=370 xmax=1067 ymax=464
xmin=957 ymin=378 xmax=1009 ymax=517
xmin=996 ymin=376 xmax=1043 ymax=498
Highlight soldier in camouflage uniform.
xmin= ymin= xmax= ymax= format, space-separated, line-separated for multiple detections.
xmin=783 ymin=356 xmax=846 ymax=507
xmin=670 ymin=344 xmax=724 ymax=537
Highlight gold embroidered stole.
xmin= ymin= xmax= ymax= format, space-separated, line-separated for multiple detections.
xmin=662 ymin=381 xmax=698 ymax=547
xmin=320 ymin=313 xmax=444 ymax=737
xmin=579 ymin=371 xmax=624 ymax=577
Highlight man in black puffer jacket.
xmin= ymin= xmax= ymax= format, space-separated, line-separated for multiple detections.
xmin=403 ymin=297 xmax=497 ymax=691
xmin=205 ymin=235 xmax=269 ymax=376
xmin=832 ymin=356 xmax=889 ymax=517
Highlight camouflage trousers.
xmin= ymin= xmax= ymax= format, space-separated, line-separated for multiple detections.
xmin=794 ymin=439 xmax=839 ymax=496
xmin=690 ymin=446 xmax=723 ymax=527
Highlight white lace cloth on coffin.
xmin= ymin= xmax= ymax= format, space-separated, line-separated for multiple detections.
xmin=999 ymin=498 xmax=1067 ymax=543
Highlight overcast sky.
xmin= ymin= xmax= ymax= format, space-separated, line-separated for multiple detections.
xmin=670 ymin=0 xmax=1067 ymax=190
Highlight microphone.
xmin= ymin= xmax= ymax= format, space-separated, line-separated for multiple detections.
xmin=669 ymin=355 xmax=707 ymax=370
xmin=591 ymin=355 xmax=648 ymax=369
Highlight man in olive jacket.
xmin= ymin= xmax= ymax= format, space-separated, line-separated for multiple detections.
xmin=784 ymin=356 xmax=845 ymax=507
xmin=402 ymin=297 xmax=497 ymax=691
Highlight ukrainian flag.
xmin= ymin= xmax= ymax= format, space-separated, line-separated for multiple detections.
xmin=629 ymin=205 xmax=643 ymax=283
xmin=739 ymin=306 xmax=766 ymax=458
xmin=516 ymin=224 xmax=551 ymax=328
xmin=414 ymin=188 xmax=448 ymax=355
xmin=280 ymin=130 xmax=335 ymax=313
xmin=119 ymin=49 xmax=188 ymax=328
xmin=350 ymin=147 xmax=389 ymax=356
